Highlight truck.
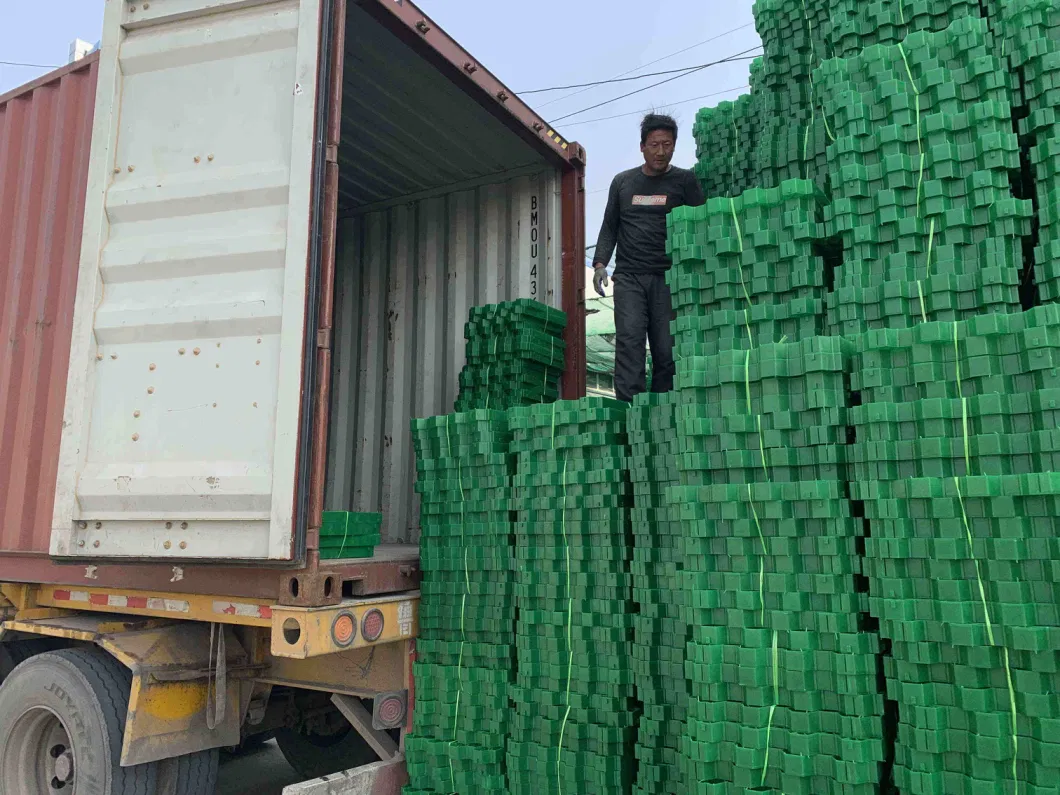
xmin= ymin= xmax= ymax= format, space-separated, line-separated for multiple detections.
xmin=0 ymin=0 xmax=586 ymax=790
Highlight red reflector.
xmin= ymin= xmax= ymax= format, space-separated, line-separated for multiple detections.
xmin=361 ymin=608 xmax=385 ymax=642
xmin=331 ymin=612 xmax=357 ymax=647
xmin=377 ymin=695 xmax=404 ymax=725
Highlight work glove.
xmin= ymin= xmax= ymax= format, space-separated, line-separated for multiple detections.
xmin=593 ymin=265 xmax=610 ymax=297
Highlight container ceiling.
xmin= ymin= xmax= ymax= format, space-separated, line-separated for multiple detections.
xmin=339 ymin=3 xmax=548 ymax=213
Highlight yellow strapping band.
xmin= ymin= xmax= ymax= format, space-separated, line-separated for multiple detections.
xmin=760 ymin=630 xmax=780 ymax=784
xmin=748 ymin=483 xmax=769 ymax=625
xmin=555 ymin=452 xmax=573 ymax=795
xmin=745 ymin=350 xmax=753 ymax=415
xmin=729 ymin=197 xmax=756 ymax=346
xmin=756 ymin=414 xmax=771 ymax=481
xmin=953 ymin=477 xmax=996 ymax=646
xmin=1003 ymin=646 xmax=1021 ymax=795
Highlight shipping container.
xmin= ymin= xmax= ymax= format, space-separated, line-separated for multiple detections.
xmin=0 ymin=0 xmax=586 ymax=602
xmin=0 ymin=1 xmax=586 ymax=789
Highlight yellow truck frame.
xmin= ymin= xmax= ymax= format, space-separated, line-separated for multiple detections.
xmin=0 ymin=579 xmax=419 ymax=794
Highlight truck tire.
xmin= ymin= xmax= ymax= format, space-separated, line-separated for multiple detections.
xmin=157 ymin=749 xmax=219 ymax=795
xmin=275 ymin=724 xmax=376 ymax=779
xmin=0 ymin=647 xmax=159 ymax=795
xmin=224 ymin=730 xmax=273 ymax=756
xmin=0 ymin=637 xmax=66 ymax=683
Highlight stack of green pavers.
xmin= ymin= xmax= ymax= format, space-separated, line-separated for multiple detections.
xmin=666 ymin=180 xmax=828 ymax=359
xmin=319 ymin=511 xmax=381 ymax=560
xmin=850 ymin=307 xmax=1060 ymax=794
xmin=818 ymin=16 xmax=1032 ymax=336
xmin=506 ymin=398 xmax=636 ymax=795
xmin=752 ymin=0 xmax=833 ymax=190
xmin=628 ymin=392 xmax=685 ymax=795
xmin=828 ymin=0 xmax=983 ymax=59
xmin=999 ymin=0 xmax=1060 ymax=305
xmin=405 ymin=411 xmax=514 ymax=795
xmin=674 ymin=337 xmax=887 ymax=795
xmin=455 ymin=299 xmax=567 ymax=413
xmin=693 ymin=93 xmax=761 ymax=198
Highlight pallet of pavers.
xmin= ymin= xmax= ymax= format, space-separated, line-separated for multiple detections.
xmin=850 ymin=307 xmax=1060 ymax=795
xmin=818 ymin=16 xmax=1031 ymax=336
xmin=318 ymin=511 xmax=381 ymax=560
xmin=674 ymin=337 xmax=887 ymax=795
xmin=629 ymin=392 xmax=685 ymax=795
xmin=829 ymin=0 xmax=983 ymax=59
xmin=405 ymin=410 xmax=514 ymax=795
xmin=454 ymin=299 xmax=567 ymax=413
xmin=506 ymin=398 xmax=636 ymax=795
xmin=999 ymin=0 xmax=1060 ymax=306
xmin=666 ymin=179 xmax=828 ymax=361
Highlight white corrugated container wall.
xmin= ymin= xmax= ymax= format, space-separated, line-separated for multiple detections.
xmin=325 ymin=169 xmax=562 ymax=543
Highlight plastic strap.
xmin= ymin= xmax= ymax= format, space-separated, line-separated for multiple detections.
xmin=337 ymin=511 xmax=350 ymax=559
xmin=756 ymin=414 xmax=770 ymax=481
xmin=953 ymin=322 xmax=971 ymax=472
xmin=760 ymin=629 xmax=779 ymax=785
xmin=898 ymin=42 xmax=920 ymax=94
xmin=748 ymin=484 xmax=768 ymax=625
xmin=926 ymin=218 xmax=936 ymax=272
xmin=543 ymin=337 xmax=556 ymax=403
xmin=730 ymin=197 xmax=745 ymax=255
xmin=915 ymin=219 xmax=936 ymax=323
xmin=485 ymin=337 xmax=498 ymax=410
xmin=1003 ymin=646 xmax=1021 ymax=794
xmin=745 ymin=350 xmax=753 ymax=414
xmin=915 ymin=95 xmax=925 ymax=215
xmin=802 ymin=0 xmax=832 ymax=151
xmin=730 ymin=198 xmax=755 ymax=346
xmin=896 ymin=43 xmax=925 ymax=216
xmin=731 ymin=117 xmax=739 ymax=186
xmin=448 ymin=445 xmax=469 ymax=791
xmin=730 ymin=198 xmax=750 ymax=302
xmin=953 ymin=319 xmax=963 ymax=396
xmin=953 ymin=477 xmax=996 ymax=646
xmin=821 ymin=105 xmax=836 ymax=143
xmin=556 ymin=453 xmax=572 ymax=795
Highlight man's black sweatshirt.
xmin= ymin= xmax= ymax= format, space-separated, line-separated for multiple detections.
xmin=593 ymin=165 xmax=706 ymax=275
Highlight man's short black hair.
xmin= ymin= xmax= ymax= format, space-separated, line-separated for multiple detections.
xmin=641 ymin=113 xmax=678 ymax=145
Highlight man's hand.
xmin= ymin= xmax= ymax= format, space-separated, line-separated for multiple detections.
xmin=593 ymin=264 xmax=610 ymax=297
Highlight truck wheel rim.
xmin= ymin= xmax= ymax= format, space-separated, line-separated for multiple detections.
xmin=5 ymin=708 xmax=75 ymax=791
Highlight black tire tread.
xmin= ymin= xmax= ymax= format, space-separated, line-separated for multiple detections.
xmin=159 ymin=748 xmax=219 ymax=795
xmin=44 ymin=647 xmax=158 ymax=795
xmin=275 ymin=724 xmax=377 ymax=780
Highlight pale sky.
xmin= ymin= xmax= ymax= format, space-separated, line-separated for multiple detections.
xmin=0 ymin=1 xmax=760 ymax=250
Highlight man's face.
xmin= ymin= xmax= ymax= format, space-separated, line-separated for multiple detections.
xmin=641 ymin=129 xmax=675 ymax=174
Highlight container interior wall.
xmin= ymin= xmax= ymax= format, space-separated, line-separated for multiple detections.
xmin=325 ymin=171 xmax=562 ymax=543
xmin=323 ymin=3 xmax=565 ymax=544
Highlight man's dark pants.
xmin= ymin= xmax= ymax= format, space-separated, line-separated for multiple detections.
xmin=613 ymin=272 xmax=675 ymax=403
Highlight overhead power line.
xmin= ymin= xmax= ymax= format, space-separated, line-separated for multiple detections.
xmin=564 ymin=84 xmax=750 ymax=129
xmin=0 ymin=60 xmax=61 ymax=69
xmin=536 ymin=21 xmax=757 ymax=110
xmin=549 ymin=47 xmax=762 ymax=125
xmin=520 ymin=61 xmax=748 ymax=95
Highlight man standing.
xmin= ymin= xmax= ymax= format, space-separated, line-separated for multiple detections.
xmin=592 ymin=113 xmax=705 ymax=402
